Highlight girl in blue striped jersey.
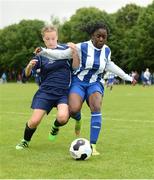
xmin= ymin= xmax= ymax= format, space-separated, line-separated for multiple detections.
xmin=37 ymin=22 xmax=136 ymax=155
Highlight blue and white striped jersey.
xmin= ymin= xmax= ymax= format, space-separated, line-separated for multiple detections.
xmin=40 ymin=40 xmax=133 ymax=83
xmin=74 ymin=40 xmax=110 ymax=83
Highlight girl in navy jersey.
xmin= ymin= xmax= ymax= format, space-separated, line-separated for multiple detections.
xmin=16 ymin=25 xmax=79 ymax=150
xmin=36 ymin=22 xmax=136 ymax=155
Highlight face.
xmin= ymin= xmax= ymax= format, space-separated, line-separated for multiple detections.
xmin=43 ymin=31 xmax=58 ymax=49
xmin=91 ymin=28 xmax=107 ymax=49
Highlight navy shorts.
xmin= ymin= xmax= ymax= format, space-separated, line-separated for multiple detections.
xmin=31 ymin=95 xmax=68 ymax=114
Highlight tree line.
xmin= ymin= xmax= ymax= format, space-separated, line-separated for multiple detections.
xmin=0 ymin=1 xmax=154 ymax=81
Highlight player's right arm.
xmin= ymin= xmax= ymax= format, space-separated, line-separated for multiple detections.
xmin=67 ymin=42 xmax=80 ymax=70
xmin=25 ymin=59 xmax=38 ymax=77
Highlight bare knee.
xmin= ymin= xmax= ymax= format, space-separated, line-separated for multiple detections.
xmin=89 ymin=93 xmax=102 ymax=112
xmin=90 ymin=103 xmax=101 ymax=112
xmin=69 ymin=99 xmax=82 ymax=115
xmin=57 ymin=112 xmax=69 ymax=125
xmin=28 ymin=118 xmax=41 ymax=128
xmin=69 ymin=105 xmax=81 ymax=115
xmin=69 ymin=93 xmax=82 ymax=115
xmin=28 ymin=109 xmax=46 ymax=128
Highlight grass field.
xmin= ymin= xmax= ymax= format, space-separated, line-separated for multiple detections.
xmin=0 ymin=83 xmax=154 ymax=179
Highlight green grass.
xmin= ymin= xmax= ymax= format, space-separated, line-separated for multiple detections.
xmin=0 ymin=83 xmax=154 ymax=179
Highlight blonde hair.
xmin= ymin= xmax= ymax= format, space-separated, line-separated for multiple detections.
xmin=41 ymin=25 xmax=57 ymax=37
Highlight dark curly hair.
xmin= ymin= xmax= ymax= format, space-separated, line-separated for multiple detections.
xmin=80 ymin=22 xmax=109 ymax=36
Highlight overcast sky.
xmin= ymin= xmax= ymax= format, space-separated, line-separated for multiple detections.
xmin=0 ymin=0 xmax=153 ymax=29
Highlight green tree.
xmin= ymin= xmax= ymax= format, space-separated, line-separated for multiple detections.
xmin=133 ymin=1 xmax=154 ymax=71
xmin=110 ymin=4 xmax=143 ymax=71
xmin=0 ymin=20 xmax=44 ymax=75
xmin=59 ymin=7 xmax=114 ymax=43
xmin=121 ymin=1 xmax=154 ymax=72
xmin=50 ymin=15 xmax=61 ymax=28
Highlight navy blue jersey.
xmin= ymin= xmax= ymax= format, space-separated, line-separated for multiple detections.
xmin=24 ymin=44 xmax=71 ymax=100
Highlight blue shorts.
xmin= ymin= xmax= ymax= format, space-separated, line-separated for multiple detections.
xmin=31 ymin=95 xmax=68 ymax=114
xmin=69 ymin=77 xmax=104 ymax=101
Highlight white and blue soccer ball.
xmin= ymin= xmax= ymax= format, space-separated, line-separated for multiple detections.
xmin=69 ymin=138 xmax=92 ymax=160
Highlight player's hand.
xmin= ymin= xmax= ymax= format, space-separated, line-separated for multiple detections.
xmin=33 ymin=47 xmax=42 ymax=54
xmin=132 ymin=78 xmax=137 ymax=86
xmin=67 ymin=42 xmax=77 ymax=53
xmin=28 ymin=59 xmax=38 ymax=68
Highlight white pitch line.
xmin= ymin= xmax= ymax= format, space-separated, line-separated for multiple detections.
xmin=80 ymin=113 xmax=154 ymax=123
xmin=107 ymin=118 xmax=154 ymax=123
xmin=0 ymin=111 xmax=56 ymax=117
xmin=0 ymin=111 xmax=30 ymax=115
xmin=1 ymin=111 xmax=154 ymax=123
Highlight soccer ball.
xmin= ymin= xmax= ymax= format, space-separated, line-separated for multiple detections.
xmin=69 ymin=138 xmax=92 ymax=160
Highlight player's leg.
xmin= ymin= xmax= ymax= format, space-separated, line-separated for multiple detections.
xmin=49 ymin=103 xmax=69 ymax=141
xmin=16 ymin=109 xmax=46 ymax=150
xmin=71 ymin=111 xmax=82 ymax=137
xmin=87 ymin=82 xmax=104 ymax=155
xmin=69 ymin=92 xmax=83 ymax=136
xmin=69 ymin=80 xmax=85 ymax=136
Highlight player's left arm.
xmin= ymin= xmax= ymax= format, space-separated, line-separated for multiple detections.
xmin=105 ymin=51 xmax=136 ymax=84
xmin=105 ymin=61 xmax=133 ymax=82
xmin=106 ymin=62 xmax=137 ymax=85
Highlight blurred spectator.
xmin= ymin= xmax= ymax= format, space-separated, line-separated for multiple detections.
xmin=131 ymin=71 xmax=139 ymax=82
xmin=105 ymin=71 xmax=117 ymax=91
xmin=152 ymin=72 xmax=154 ymax=84
xmin=17 ymin=73 xmax=22 ymax=83
xmin=143 ymin=68 xmax=151 ymax=86
xmin=1 ymin=72 xmax=7 ymax=83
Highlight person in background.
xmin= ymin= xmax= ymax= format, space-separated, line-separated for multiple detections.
xmin=143 ymin=68 xmax=151 ymax=86
xmin=17 ymin=73 xmax=22 ymax=83
xmin=106 ymin=71 xmax=116 ymax=91
xmin=131 ymin=71 xmax=139 ymax=83
xmin=152 ymin=72 xmax=154 ymax=84
xmin=36 ymin=22 xmax=137 ymax=155
xmin=1 ymin=72 xmax=7 ymax=83
xmin=16 ymin=25 xmax=79 ymax=150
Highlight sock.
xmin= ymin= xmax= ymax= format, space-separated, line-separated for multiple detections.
xmin=53 ymin=119 xmax=67 ymax=128
xmin=24 ymin=123 xmax=36 ymax=142
xmin=90 ymin=112 xmax=102 ymax=144
xmin=50 ymin=119 xmax=64 ymax=136
xmin=71 ymin=112 xmax=81 ymax=121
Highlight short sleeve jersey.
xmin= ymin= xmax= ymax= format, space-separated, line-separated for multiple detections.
xmin=32 ymin=44 xmax=71 ymax=99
